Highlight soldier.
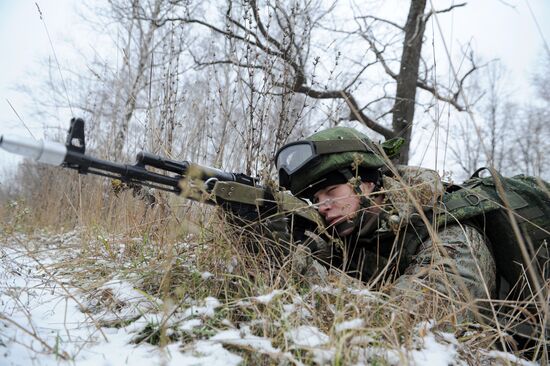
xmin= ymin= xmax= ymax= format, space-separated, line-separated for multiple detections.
xmin=274 ymin=126 xmax=497 ymax=320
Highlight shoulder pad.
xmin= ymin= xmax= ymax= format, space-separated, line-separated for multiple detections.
xmin=382 ymin=165 xmax=444 ymax=230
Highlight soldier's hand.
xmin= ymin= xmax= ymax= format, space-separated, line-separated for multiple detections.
xmin=302 ymin=230 xmax=333 ymax=264
xmin=291 ymin=244 xmax=328 ymax=285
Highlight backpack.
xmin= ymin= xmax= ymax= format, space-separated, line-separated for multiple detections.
xmin=382 ymin=166 xmax=548 ymax=350
xmin=441 ymin=167 xmax=550 ymax=301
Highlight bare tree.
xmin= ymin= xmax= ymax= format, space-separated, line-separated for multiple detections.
xmin=102 ymin=0 xmax=165 ymax=159
xmin=448 ymin=115 xmax=484 ymax=178
xmin=449 ymin=56 xmax=550 ymax=181
xmin=31 ymin=0 xmax=183 ymax=158
xmin=449 ymin=60 xmax=518 ymax=179
xmin=508 ymin=104 xmax=550 ymax=179
xmin=136 ymin=0 xmax=476 ymax=164
xmin=482 ymin=62 xmax=513 ymax=172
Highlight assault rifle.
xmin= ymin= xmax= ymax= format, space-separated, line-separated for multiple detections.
xmin=0 ymin=118 xmax=322 ymax=231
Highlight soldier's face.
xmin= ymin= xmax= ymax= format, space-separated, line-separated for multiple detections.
xmin=314 ymin=181 xmax=375 ymax=236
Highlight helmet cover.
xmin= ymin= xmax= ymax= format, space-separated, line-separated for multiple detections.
xmin=282 ymin=127 xmax=403 ymax=197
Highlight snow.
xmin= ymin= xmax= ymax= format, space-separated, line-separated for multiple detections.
xmin=85 ymin=278 xmax=161 ymax=323
xmin=286 ymin=325 xmax=330 ymax=347
xmin=209 ymin=326 xmax=279 ymax=353
xmin=0 ymin=236 xmax=237 ymax=366
xmin=311 ymin=285 xmax=377 ymax=300
xmin=180 ymin=318 xmax=202 ymax=331
xmin=484 ymin=350 xmax=539 ymax=366
xmin=334 ymin=318 xmax=365 ymax=332
xmin=311 ymin=348 xmax=336 ymax=365
xmin=252 ymin=289 xmax=283 ymax=304
xmin=0 ymin=232 xmax=542 ymax=366
xmin=408 ymin=331 xmax=458 ymax=366
xmin=181 ymin=297 xmax=220 ymax=318
xmin=171 ymin=341 xmax=243 ymax=366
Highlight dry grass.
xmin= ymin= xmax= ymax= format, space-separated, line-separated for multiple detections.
xmin=0 ymin=170 xmax=547 ymax=365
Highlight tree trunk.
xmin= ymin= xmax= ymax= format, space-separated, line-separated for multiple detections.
xmin=392 ymin=0 xmax=427 ymax=164
xmin=113 ymin=0 xmax=161 ymax=159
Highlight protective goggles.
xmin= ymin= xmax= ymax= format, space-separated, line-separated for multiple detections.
xmin=275 ymin=138 xmax=378 ymax=176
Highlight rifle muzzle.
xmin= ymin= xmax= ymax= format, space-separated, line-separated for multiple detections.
xmin=0 ymin=135 xmax=67 ymax=165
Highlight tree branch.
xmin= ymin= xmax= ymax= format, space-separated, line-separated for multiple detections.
xmin=359 ymin=32 xmax=398 ymax=79
xmin=250 ymin=0 xmax=284 ymax=53
xmin=338 ymin=90 xmax=395 ymax=138
xmin=415 ymin=79 xmax=466 ymax=111
xmin=425 ymin=3 xmax=467 ymax=21
xmin=342 ymin=60 xmax=377 ymax=90
xmin=356 ymin=15 xmax=404 ymax=31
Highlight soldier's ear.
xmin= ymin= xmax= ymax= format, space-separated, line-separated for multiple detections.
xmin=359 ymin=181 xmax=375 ymax=195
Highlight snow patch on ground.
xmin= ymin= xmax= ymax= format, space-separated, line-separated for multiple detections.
xmin=210 ymin=326 xmax=279 ymax=353
xmin=0 ymin=234 xmax=237 ymax=366
xmin=334 ymin=318 xmax=365 ymax=332
xmin=252 ymin=289 xmax=283 ymax=304
xmin=181 ymin=296 xmax=220 ymax=318
xmin=409 ymin=331 xmax=458 ymax=365
xmin=286 ymin=325 xmax=330 ymax=348
xmin=0 ymin=232 xmax=542 ymax=366
xmin=483 ymin=350 xmax=539 ymax=366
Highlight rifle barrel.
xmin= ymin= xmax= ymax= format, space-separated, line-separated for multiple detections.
xmin=0 ymin=134 xmax=182 ymax=192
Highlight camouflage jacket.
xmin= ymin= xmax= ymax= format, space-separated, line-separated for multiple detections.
xmin=332 ymin=166 xmax=497 ymax=318
xmin=252 ymin=165 xmax=497 ymax=318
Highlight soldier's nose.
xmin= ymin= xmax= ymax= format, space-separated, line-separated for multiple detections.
xmin=317 ymin=199 xmax=332 ymax=216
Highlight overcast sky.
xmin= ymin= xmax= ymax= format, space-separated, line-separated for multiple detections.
xmin=0 ymin=0 xmax=548 ymax=176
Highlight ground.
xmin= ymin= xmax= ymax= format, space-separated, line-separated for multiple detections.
xmin=0 ymin=230 xmax=540 ymax=365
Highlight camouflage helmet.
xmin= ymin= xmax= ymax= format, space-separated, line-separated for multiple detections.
xmin=276 ymin=127 xmax=404 ymax=197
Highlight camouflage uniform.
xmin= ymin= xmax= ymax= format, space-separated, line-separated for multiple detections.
xmin=385 ymin=166 xmax=496 ymax=301
xmin=390 ymin=225 xmax=496 ymax=315
xmin=309 ymin=166 xmax=497 ymax=319
xmin=274 ymin=127 xmax=497 ymax=319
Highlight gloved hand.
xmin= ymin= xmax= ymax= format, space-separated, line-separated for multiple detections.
xmin=291 ymin=244 xmax=329 ymax=285
xmin=302 ymin=230 xmax=334 ymax=265
xmin=256 ymin=214 xmax=293 ymax=259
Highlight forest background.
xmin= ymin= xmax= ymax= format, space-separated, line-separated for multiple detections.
xmin=0 ymin=0 xmax=549 ymax=184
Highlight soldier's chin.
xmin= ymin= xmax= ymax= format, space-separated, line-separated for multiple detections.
xmin=335 ymin=220 xmax=355 ymax=237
